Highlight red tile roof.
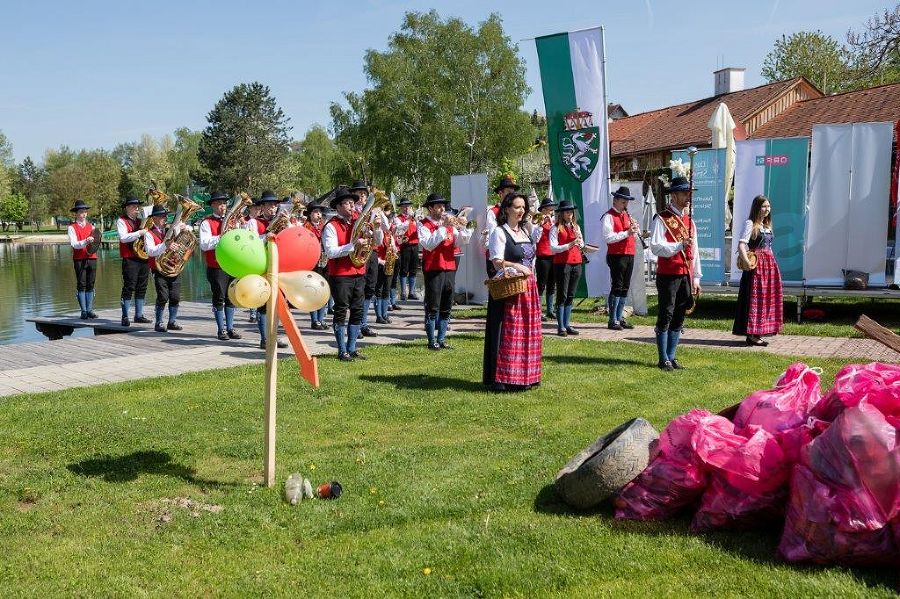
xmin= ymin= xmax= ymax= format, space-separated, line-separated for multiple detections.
xmin=749 ymin=82 xmax=900 ymax=139
xmin=610 ymin=78 xmax=809 ymax=156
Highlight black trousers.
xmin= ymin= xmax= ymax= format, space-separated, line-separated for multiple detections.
xmin=606 ymin=253 xmax=635 ymax=297
xmin=329 ymin=274 xmax=365 ymax=326
xmin=399 ymin=245 xmax=419 ymax=278
xmin=74 ymin=259 xmax=97 ymax=292
xmin=154 ymin=271 xmax=181 ymax=307
xmin=655 ymin=274 xmax=691 ymax=332
xmin=553 ymin=263 xmax=582 ymax=307
xmin=375 ymin=263 xmax=391 ymax=299
xmin=206 ymin=266 xmax=234 ymax=309
xmin=535 ymin=256 xmax=555 ymax=297
xmin=121 ymin=257 xmax=149 ymax=300
xmin=389 ymin=262 xmax=399 ymax=294
xmin=364 ymin=252 xmax=378 ymax=299
xmin=424 ymin=269 xmax=455 ymax=320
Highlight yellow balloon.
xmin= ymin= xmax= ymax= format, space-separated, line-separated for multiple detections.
xmin=278 ymin=270 xmax=330 ymax=311
xmin=229 ymin=274 xmax=271 ymax=309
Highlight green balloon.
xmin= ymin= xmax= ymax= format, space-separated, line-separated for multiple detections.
xmin=215 ymin=230 xmax=268 ymax=278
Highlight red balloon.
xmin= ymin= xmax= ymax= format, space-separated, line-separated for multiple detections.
xmin=274 ymin=226 xmax=321 ymax=272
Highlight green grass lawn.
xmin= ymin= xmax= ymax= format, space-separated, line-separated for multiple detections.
xmin=455 ymin=294 xmax=900 ymax=338
xmin=0 ymin=336 xmax=895 ymax=596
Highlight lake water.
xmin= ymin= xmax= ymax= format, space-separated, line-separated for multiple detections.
xmin=0 ymin=242 xmax=212 ymax=345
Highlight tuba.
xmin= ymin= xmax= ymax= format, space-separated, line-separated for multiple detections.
xmin=156 ymin=195 xmax=201 ymax=277
xmin=265 ymin=197 xmax=301 ymax=236
xmin=349 ymin=189 xmax=391 ymax=267
xmin=223 ymin=192 xmax=254 ymax=233
xmin=133 ymin=181 xmax=169 ymax=260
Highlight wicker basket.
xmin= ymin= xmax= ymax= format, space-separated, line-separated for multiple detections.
xmin=485 ymin=272 xmax=528 ymax=300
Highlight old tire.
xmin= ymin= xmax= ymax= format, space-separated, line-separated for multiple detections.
xmin=554 ymin=417 xmax=659 ymax=510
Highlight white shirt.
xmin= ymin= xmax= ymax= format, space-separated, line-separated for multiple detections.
xmin=602 ymin=208 xmax=631 ymax=244
xmin=488 ymin=224 xmax=540 ymax=267
xmin=143 ymin=224 xmax=186 ymax=258
xmin=549 ymin=223 xmax=581 ymax=254
xmin=738 ymin=219 xmax=771 ymax=245
xmin=418 ymin=216 xmax=473 ymax=251
xmin=322 ymin=216 xmax=354 ymax=260
xmin=198 ymin=216 xmax=224 ymax=252
xmin=67 ymin=220 xmax=91 ymax=249
xmin=650 ymin=203 xmax=702 ymax=283
xmin=116 ymin=216 xmax=143 ymax=244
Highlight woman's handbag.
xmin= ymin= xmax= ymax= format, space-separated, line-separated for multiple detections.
xmin=737 ymin=250 xmax=757 ymax=271
xmin=485 ymin=271 xmax=528 ymax=300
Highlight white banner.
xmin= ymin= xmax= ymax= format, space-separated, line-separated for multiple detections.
xmin=451 ymin=173 xmax=489 ymax=304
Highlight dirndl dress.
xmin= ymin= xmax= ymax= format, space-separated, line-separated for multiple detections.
xmin=733 ymin=230 xmax=783 ymax=336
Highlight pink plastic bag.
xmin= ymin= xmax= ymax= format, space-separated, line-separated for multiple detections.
xmin=778 ymin=401 xmax=900 ymax=566
xmin=733 ymin=363 xmax=822 ymax=433
xmin=614 ymin=410 xmax=711 ymax=520
xmin=812 ymin=363 xmax=900 ymax=427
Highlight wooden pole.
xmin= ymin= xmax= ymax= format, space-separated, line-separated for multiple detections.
xmin=264 ymin=243 xmax=279 ymax=488
xmin=854 ymin=314 xmax=900 ymax=355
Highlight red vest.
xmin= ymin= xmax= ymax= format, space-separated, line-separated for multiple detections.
xmin=255 ymin=218 xmax=269 ymax=236
xmin=304 ymin=220 xmax=323 ymax=241
xmin=147 ymin=228 xmax=165 ymax=272
xmin=202 ymin=216 xmax=224 ymax=269
xmin=605 ymin=209 xmax=636 ymax=256
xmin=655 ymin=209 xmax=694 ymax=276
xmin=397 ymin=215 xmax=418 ymax=246
xmin=420 ymin=219 xmax=457 ymax=272
xmin=326 ymin=218 xmax=366 ymax=277
xmin=71 ymin=221 xmax=97 ymax=261
xmin=553 ymin=225 xmax=583 ymax=265
xmin=536 ymin=221 xmax=553 ymax=257
xmin=118 ymin=216 xmax=142 ymax=260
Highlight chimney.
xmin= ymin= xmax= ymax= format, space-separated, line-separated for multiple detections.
xmin=714 ymin=67 xmax=745 ymax=95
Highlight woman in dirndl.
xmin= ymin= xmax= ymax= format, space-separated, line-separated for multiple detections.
xmin=733 ymin=194 xmax=783 ymax=346
xmin=482 ymin=192 xmax=543 ymax=392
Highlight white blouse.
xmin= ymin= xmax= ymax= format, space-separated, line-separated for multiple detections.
xmin=488 ymin=224 xmax=540 ymax=266
xmin=738 ymin=219 xmax=772 ymax=245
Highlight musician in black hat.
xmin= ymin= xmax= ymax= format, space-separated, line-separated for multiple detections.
xmin=322 ymin=188 xmax=370 ymax=360
xmin=394 ymin=197 xmax=420 ymax=300
xmin=549 ymin=199 xmax=585 ymax=336
xmin=348 ymin=180 xmax=380 ymax=337
xmin=650 ymin=176 xmax=702 ymax=371
xmin=199 ymin=191 xmax=242 ymax=341
xmin=533 ymin=197 xmax=557 ymax=321
xmin=418 ymin=192 xmax=472 ymax=350
xmin=303 ymin=199 xmax=331 ymax=330
xmin=67 ymin=199 xmax=99 ymax=319
xmin=115 ymin=196 xmax=151 ymax=326
xmin=250 ymin=191 xmax=287 ymax=349
xmin=603 ymin=186 xmax=640 ymax=330
xmin=143 ymin=204 xmax=186 ymax=333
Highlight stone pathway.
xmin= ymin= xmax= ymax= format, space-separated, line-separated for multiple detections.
xmin=0 ymin=301 xmax=896 ymax=397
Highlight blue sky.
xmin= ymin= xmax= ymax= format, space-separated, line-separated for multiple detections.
xmin=2 ymin=0 xmax=891 ymax=162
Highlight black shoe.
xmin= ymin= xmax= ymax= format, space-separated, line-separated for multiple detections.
xmin=338 ymin=352 xmax=354 ymax=362
xmin=79 ymin=311 xmax=88 ymax=320
xmin=607 ymin=322 xmax=623 ymax=331
xmin=217 ymin=330 xmax=230 ymax=341
xmin=227 ymin=329 xmax=242 ymax=339
xmin=249 ymin=313 xmax=257 ymax=324
xmin=134 ymin=315 xmax=152 ymax=324
xmin=541 ymin=315 xmax=547 ymax=322
xmin=620 ymin=319 xmax=634 ymax=330
xmin=387 ymin=304 xmax=394 ymax=312
xmin=400 ymin=294 xmax=407 ymax=301
xmin=745 ymin=336 xmax=767 ymax=347
xmin=391 ymin=304 xmax=401 ymax=311
xmin=86 ymin=311 xmax=98 ymax=319
xmin=361 ymin=326 xmax=377 ymax=337
xmin=658 ymin=360 xmax=674 ymax=371
xmin=671 ymin=360 xmax=684 ymax=370
xmin=326 ymin=307 xmax=334 ymax=315
xmin=490 ymin=382 xmax=507 ymax=393
xmin=375 ymin=317 xmax=389 ymax=324
xmin=121 ymin=317 xmax=130 ymax=327
xmin=259 ymin=340 xmax=266 ymax=350
xmin=557 ymin=329 xmax=567 ymax=337
xmin=320 ymin=322 xmax=331 ymax=330
xmin=277 ymin=339 xmax=289 ymax=349
xmin=349 ymin=350 xmax=367 ymax=360
xmin=311 ymin=322 xmax=323 ymax=330
xmin=155 ymin=324 xmax=167 ymax=333
xmin=407 ymin=293 xmax=419 ymax=300
xmin=428 ymin=342 xmax=441 ymax=351
xmin=167 ymin=321 xmax=183 ymax=331
xmin=438 ymin=341 xmax=453 ymax=349
xmin=565 ymin=327 xmax=579 ymax=335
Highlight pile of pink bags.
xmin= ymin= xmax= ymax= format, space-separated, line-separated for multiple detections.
xmin=613 ymin=362 xmax=900 ymax=567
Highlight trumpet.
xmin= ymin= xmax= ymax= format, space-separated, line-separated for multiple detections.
xmin=444 ymin=206 xmax=473 ymax=228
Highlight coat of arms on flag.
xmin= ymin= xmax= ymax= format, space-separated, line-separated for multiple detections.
xmin=559 ymin=110 xmax=600 ymax=182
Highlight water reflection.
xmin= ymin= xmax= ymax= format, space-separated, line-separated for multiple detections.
xmin=0 ymin=243 xmax=211 ymax=345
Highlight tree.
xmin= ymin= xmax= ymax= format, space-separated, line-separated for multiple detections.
xmin=281 ymin=125 xmax=339 ymax=196
xmin=14 ymin=157 xmax=50 ymax=228
xmin=116 ymin=134 xmax=174 ymax=197
xmin=761 ymin=31 xmax=849 ymax=93
xmin=330 ymin=11 xmax=534 ymax=195
xmin=0 ymin=131 xmax=13 ymax=205
xmin=168 ymin=127 xmax=206 ymax=194
xmin=846 ymin=5 xmax=900 ymax=88
xmin=198 ymin=82 xmax=291 ymax=194
xmin=0 ymin=193 xmax=28 ymax=225
xmin=45 ymin=148 xmax=119 ymax=223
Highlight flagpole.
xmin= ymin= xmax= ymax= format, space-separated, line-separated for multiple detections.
xmin=601 ymin=25 xmax=611 ymax=191
xmin=521 ymin=24 xmax=604 ymax=42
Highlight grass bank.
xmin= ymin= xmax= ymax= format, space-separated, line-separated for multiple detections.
xmin=0 ymin=336 xmax=894 ymax=596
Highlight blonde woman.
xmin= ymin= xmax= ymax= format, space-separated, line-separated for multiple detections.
xmin=549 ymin=199 xmax=584 ymax=336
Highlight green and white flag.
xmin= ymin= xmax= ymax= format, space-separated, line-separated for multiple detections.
xmin=536 ymin=28 xmax=610 ymax=297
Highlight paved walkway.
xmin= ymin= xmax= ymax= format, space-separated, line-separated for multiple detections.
xmin=1 ymin=301 xmax=897 ymax=397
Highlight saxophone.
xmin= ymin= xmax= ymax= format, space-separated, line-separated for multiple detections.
xmin=384 ymin=231 xmax=398 ymax=276
xmin=223 ymin=192 xmax=254 ymax=233
xmin=133 ymin=182 xmax=169 ymax=260
xmin=157 ymin=195 xmax=201 ymax=277
xmin=349 ymin=189 xmax=391 ymax=267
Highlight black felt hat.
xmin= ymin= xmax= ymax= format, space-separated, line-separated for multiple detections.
xmin=257 ymin=190 xmax=279 ymax=204
xmin=122 ymin=196 xmax=141 ymax=207
xmin=70 ymin=199 xmax=90 ymax=212
xmin=397 ymin=197 xmax=413 ymax=207
xmin=304 ymin=200 xmax=326 ymax=216
xmin=493 ymin=175 xmax=519 ymax=193
xmin=555 ymin=199 xmax=577 ymax=213
xmin=149 ymin=204 xmax=169 ymax=217
xmin=423 ymin=193 xmax=450 ymax=207
xmin=538 ymin=197 xmax=557 ymax=210
xmin=208 ymin=191 xmax=229 ymax=204
xmin=349 ymin=180 xmax=369 ymax=192
xmin=666 ymin=176 xmax=695 ymax=193
xmin=611 ymin=185 xmax=635 ymax=200
xmin=330 ymin=188 xmax=358 ymax=209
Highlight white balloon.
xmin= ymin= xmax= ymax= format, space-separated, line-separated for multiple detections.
xmin=279 ymin=270 xmax=330 ymax=311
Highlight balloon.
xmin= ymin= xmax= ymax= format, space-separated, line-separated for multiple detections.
xmin=228 ymin=274 xmax=271 ymax=309
xmin=216 ymin=230 xmax=267 ymax=278
xmin=275 ymin=227 xmax=321 ymax=272
xmin=278 ymin=270 xmax=330 ymax=311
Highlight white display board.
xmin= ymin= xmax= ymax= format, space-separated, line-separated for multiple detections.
xmin=804 ymin=122 xmax=893 ymax=286
xmin=450 ymin=173 xmax=489 ymax=304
